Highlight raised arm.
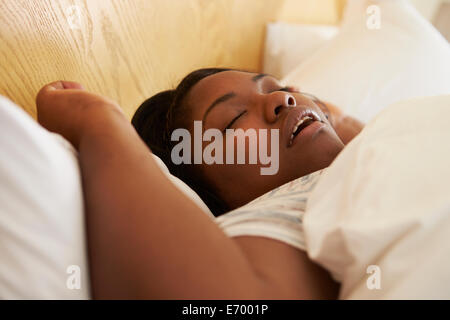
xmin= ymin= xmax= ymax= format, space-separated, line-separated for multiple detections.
xmin=36 ymin=81 xmax=338 ymax=299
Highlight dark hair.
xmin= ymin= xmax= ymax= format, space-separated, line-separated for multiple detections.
xmin=132 ymin=68 xmax=231 ymax=216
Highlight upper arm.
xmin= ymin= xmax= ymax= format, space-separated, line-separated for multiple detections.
xmin=234 ymin=236 xmax=339 ymax=299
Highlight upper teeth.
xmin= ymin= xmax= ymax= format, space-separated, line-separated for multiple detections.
xmin=289 ymin=111 xmax=321 ymax=145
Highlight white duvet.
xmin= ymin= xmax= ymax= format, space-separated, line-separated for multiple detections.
xmin=304 ymin=95 xmax=450 ymax=299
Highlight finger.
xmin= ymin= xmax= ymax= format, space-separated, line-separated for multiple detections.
xmin=60 ymin=81 xmax=85 ymax=90
xmin=37 ymin=81 xmax=85 ymax=101
xmin=36 ymin=81 xmax=84 ymax=108
xmin=44 ymin=80 xmax=85 ymax=91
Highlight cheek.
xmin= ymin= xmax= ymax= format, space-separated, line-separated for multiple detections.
xmin=280 ymin=127 xmax=343 ymax=170
xmin=222 ymin=128 xmax=278 ymax=164
xmin=201 ymin=161 xmax=262 ymax=195
xmin=205 ymin=161 xmax=260 ymax=181
xmin=294 ymin=94 xmax=316 ymax=107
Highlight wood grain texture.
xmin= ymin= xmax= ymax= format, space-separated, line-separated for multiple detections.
xmin=0 ymin=0 xmax=343 ymax=119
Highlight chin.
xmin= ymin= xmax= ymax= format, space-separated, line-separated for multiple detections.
xmin=313 ymin=136 xmax=344 ymax=169
xmin=286 ymin=132 xmax=344 ymax=176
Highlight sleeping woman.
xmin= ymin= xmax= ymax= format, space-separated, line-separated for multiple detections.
xmin=36 ymin=68 xmax=363 ymax=299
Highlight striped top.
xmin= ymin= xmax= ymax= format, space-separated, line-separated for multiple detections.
xmin=215 ymin=170 xmax=323 ymax=251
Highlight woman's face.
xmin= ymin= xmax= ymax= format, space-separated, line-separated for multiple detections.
xmin=182 ymin=70 xmax=344 ymax=209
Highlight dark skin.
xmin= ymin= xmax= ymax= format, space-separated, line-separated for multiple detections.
xmin=35 ymin=73 xmax=363 ymax=299
xmin=184 ymin=70 xmax=362 ymax=209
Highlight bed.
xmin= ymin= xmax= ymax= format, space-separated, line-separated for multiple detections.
xmin=1 ymin=0 xmax=450 ymax=300
xmin=0 ymin=0 xmax=344 ymax=299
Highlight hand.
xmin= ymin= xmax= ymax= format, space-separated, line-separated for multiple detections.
xmin=36 ymin=81 xmax=125 ymax=148
xmin=320 ymin=101 xmax=364 ymax=145
xmin=333 ymin=115 xmax=364 ymax=145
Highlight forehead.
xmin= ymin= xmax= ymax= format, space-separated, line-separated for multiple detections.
xmin=184 ymin=70 xmax=257 ymax=114
xmin=187 ymin=70 xmax=256 ymax=100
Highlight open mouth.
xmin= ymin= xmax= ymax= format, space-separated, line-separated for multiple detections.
xmin=289 ymin=111 xmax=321 ymax=146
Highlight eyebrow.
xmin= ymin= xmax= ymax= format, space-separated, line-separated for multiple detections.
xmin=202 ymin=73 xmax=269 ymax=125
xmin=202 ymin=92 xmax=237 ymax=124
xmin=251 ymin=73 xmax=268 ymax=82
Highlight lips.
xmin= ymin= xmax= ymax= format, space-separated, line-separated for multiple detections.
xmin=283 ymin=107 xmax=322 ymax=147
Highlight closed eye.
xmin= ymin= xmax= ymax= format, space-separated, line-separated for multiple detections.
xmin=224 ymin=110 xmax=247 ymax=132
xmin=223 ymin=88 xmax=295 ymax=132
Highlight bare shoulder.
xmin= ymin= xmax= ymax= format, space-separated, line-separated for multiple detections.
xmin=233 ymin=236 xmax=339 ymax=299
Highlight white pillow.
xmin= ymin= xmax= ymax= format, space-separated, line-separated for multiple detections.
xmin=304 ymin=94 xmax=450 ymax=299
xmin=263 ymin=22 xmax=338 ymax=79
xmin=282 ymin=0 xmax=450 ymax=123
xmin=0 ymin=96 xmax=90 ymax=299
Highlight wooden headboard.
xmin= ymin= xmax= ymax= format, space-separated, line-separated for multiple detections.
xmin=0 ymin=0 xmax=343 ymax=119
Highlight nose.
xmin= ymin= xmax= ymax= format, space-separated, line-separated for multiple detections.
xmin=264 ymin=91 xmax=296 ymax=123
